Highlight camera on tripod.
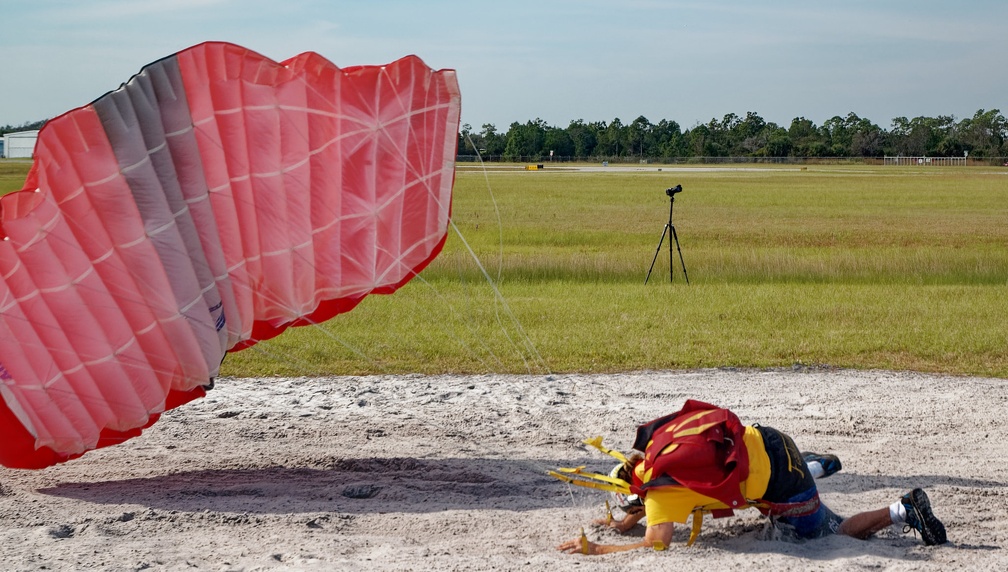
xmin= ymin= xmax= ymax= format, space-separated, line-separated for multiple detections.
xmin=646 ymin=184 xmax=689 ymax=284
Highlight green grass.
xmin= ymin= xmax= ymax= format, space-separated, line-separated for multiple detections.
xmin=3 ymin=160 xmax=1006 ymax=377
xmin=0 ymin=160 xmax=32 ymax=195
xmin=236 ymin=164 xmax=1008 ymax=378
xmin=234 ymin=280 xmax=1007 ymax=377
xmin=438 ymin=167 xmax=1008 ymax=285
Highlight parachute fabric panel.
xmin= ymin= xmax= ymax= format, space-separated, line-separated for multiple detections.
xmin=0 ymin=42 xmax=460 ymax=468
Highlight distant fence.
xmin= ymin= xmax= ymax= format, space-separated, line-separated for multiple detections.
xmin=883 ymin=156 xmax=966 ymax=166
xmin=458 ymin=155 xmax=1007 ymax=166
xmin=456 ymin=155 xmax=868 ymax=165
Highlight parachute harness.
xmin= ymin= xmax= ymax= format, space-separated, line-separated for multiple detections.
xmin=547 ymin=436 xmax=633 ymax=496
xmin=549 ymin=436 xmax=792 ymax=547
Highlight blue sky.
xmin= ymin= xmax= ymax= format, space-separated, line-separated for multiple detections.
xmin=2 ymin=0 xmax=1006 ymax=131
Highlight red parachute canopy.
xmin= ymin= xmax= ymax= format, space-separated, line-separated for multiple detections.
xmin=0 ymin=42 xmax=460 ymax=469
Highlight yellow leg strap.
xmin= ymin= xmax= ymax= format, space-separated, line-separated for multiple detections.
xmin=688 ymin=510 xmax=704 ymax=546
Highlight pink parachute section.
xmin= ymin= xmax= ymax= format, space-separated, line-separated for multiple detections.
xmin=0 ymin=42 xmax=460 ymax=468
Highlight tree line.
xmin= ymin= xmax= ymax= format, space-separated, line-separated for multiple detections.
xmin=459 ymin=109 xmax=1008 ymax=162
xmin=8 ymin=111 xmax=1006 ymax=163
xmin=0 ymin=120 xmax=46 ymax=136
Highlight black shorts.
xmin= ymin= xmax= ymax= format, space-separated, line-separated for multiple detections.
xmin=756 ymin=425 xmax=844 ymax=538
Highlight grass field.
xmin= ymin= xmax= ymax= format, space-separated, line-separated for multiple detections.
xmin=0 ymin=160 xmax=32 ymax=195
xmin=2 ymin=160 xmax=1006 ymax=377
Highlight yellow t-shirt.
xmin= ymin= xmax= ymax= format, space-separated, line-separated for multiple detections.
xmin=638 ymin=425 xmax=771 ymax=526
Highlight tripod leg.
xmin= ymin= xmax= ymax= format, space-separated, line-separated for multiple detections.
xmin=670 ymin=225 xmax=689 ymax=285
xmin=645 ymin=224 xmax=670 ymax=284
xmin=668 ymin=221 xmax=674 ymax=282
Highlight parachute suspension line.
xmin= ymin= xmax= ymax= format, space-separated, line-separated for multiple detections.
xmin=462 ymin=136 xmax=533 ymax=372
xmin=446 ymin=217 xmax=547 ymax=375
xmin=212 ymin=225 xmax=502 ymax=376
xmin=465 ymin=133 xmax=506 ymax=285
xmin=407 ymin=273 xmax=508 ymax=371
xmin=3 ymin=119 xmax=540 ymax=392
xmin=452 ymin=136 xmax=551 ymax=375
xmin=236 ymin=128 xmax=550 ymax=377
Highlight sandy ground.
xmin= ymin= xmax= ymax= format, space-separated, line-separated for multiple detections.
xmin=1 ymin=368 xmax=1005 ymax=571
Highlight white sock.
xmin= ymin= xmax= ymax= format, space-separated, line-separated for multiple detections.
xmin=889 ymin=501 xmax=907 ymax=524
xmin=807 ymin=461 xmax=825 ymax=479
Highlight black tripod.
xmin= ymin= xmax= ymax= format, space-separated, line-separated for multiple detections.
xmin=645 ymin=185 xmax=689 ymax=284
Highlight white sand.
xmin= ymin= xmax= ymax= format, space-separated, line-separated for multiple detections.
xmin=1 ymin=368 xmax=1004 ymax=571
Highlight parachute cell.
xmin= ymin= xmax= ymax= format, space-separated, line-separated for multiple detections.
xmin=0 ymin=42 xmax=461 ymax=468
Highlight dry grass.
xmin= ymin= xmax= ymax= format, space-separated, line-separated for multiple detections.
xmin=2 ymin=160 xmax=1005 ymax=376
xmin=233 ymin=164 xmax=1008 ymax=377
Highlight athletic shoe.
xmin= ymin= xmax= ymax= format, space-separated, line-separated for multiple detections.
xmin=801 ymin=451 xmax=842 ymax=478
xmin=901 ymin=488 xmax=947 ymax=545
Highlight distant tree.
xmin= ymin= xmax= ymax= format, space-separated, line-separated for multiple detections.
xmin=565 ymin=119 xmax=597 ymax=158
xmin=627 ymin=116 xmax=653 ymax=158
xmin=466 ymin=108 xmax=1006 ymax=161
xmin=820 ymin=115 xmax=852 ymax=156
xmin=804 ymin=140 xmax=830 ymax=157
xmin=686 ymin=123 xmax=710 ymax=157
xmin=594 ymin=118 xmax=625 ymax=157
xmin=890 ymin=116 xmax=950 ymax=156
xmin=846 ymin=114 xmax=885 ymax=157
xmin=737 ymin=112 xmax=766 ymax=137
xmin=788 ymin=117 xmax=817 ymax=140
xmin=788 ymin=117 xmax=821 ymax=157
xmin=0 ymin=119 xmax=47 ymax=136
xmin=763 ymin=128 xmax=793 ymax=157
xmin=935 ymin=115 xmax=966 ymax=158
xmin=503 ymin=119 xmax=547 ymax=160
xmin=543 ymin=127 xmax=574 ymax=158
xmin=708 ymin=113 xmax=740 ymax=156
xmin=850 ymin=128 xmax=884 ymax=157
xmin=480 ymin=123 xmax=507 ymax=156
xmin=958 ymin=109 xmax=1006 ymax=158
xmin=459 ymin=123 xmax=479 ymax=155
xmin=605 ymin=118 xmax=626 ymax=157
xmin=653 ymin=119 xmax=686 ymax=159
xmin=736 ymin=111 xmax=769 ymax=155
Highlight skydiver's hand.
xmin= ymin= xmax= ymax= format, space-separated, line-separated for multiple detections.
xmin=557 ymin=536 xmax=597 ymax=555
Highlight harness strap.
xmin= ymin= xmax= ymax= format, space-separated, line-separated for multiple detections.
xmin=687 ymin=502 xmax=759 ymax=545
xmin=759 ymin=494 xmax=821 ymax=518
xmin=689 ymin=510 xmax=705 ymax=546
xmin=686 ymin=494 xmax=820 ymax=546
xmin=547 ymin=466 xmax=632 ymax=494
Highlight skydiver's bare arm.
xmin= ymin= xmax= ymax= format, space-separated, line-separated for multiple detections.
xmin=557 ymin=522 xmax=674 ymax=555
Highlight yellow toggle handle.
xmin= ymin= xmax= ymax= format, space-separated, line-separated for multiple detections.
xmin=582 ymin=436 xmax=629 ymax=464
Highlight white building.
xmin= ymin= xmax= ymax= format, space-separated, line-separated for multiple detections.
xmin=2 ymin=130 xmax=40 ymax=158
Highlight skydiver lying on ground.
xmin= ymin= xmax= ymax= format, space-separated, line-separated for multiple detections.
xmin=555 ymin=399 xmax=947 ymax=555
